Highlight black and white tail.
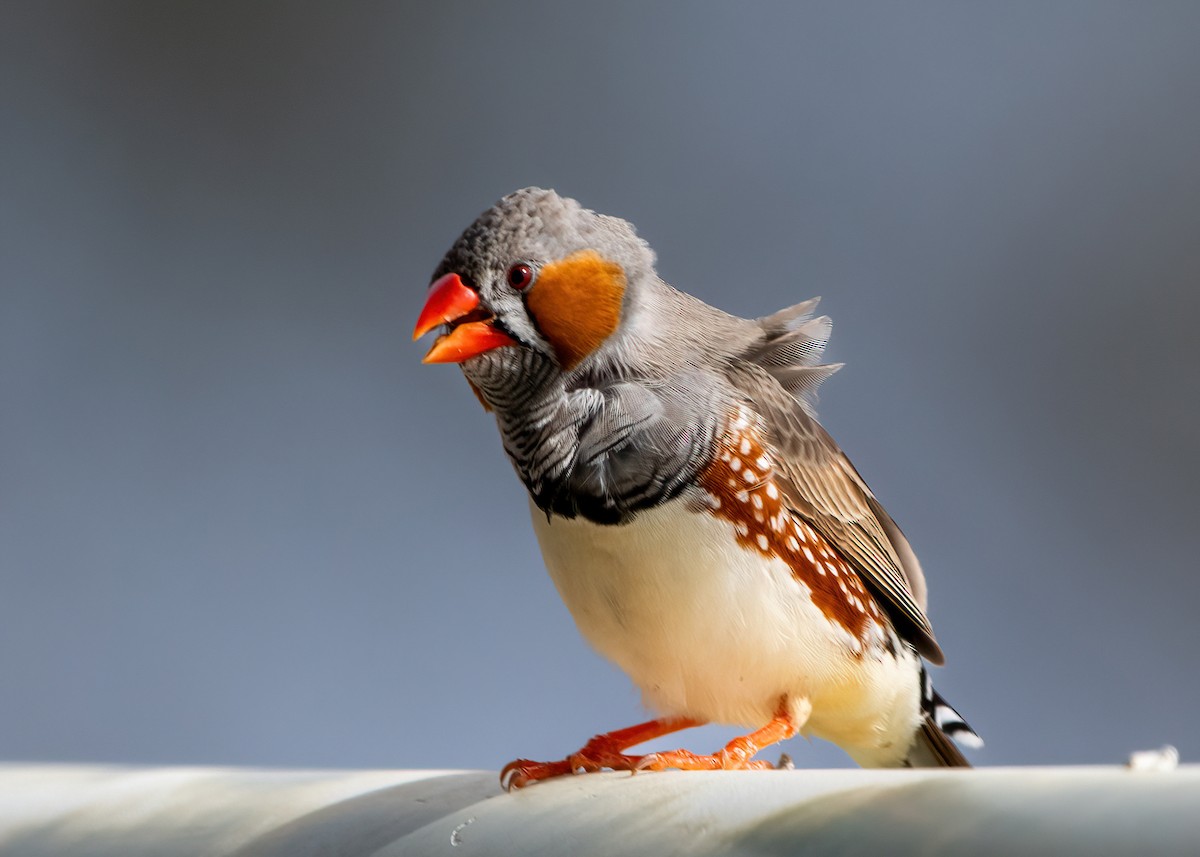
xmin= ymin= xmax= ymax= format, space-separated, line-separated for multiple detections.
xmin=906 ymin=665 xmax=983 ymax=768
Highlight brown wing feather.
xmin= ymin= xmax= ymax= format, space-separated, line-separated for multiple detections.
xmin=725 ymin=360 xmax=944 ymax=664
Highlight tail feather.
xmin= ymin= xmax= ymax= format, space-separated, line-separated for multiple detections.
xmin=906 ymin=665 xmax=982 ymax=768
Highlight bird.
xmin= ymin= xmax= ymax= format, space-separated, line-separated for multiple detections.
xmin=413 ymin=187 xmax=981 ymax=789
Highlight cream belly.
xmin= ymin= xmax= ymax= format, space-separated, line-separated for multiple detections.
xmin=530 ymin=497 xmax=924 ymax=765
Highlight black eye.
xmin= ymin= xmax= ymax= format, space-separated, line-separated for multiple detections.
xmin=507 ymin=263 xmax=534 ymax=290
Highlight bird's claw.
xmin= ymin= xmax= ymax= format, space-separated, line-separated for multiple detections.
xmin=500 ymin=758 xmax=571 ymax=791
xmin=500 ymin=747 xmax=650 ymax=790
xmin=635 ymin=745 xmax=776 ymax=772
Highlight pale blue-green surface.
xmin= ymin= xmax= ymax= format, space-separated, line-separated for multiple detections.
xmin=1 ymin=765 xmax=1197 ymax=856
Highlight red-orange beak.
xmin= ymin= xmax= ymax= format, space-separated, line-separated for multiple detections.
xmin=413 ymin=273 xmax=517 ymax=364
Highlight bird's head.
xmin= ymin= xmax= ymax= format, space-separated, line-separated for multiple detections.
xmin=413 ymin=188 xmax=658 ymax=404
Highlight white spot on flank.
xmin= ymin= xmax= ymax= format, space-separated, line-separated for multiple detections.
xmin=756 ymin=534 xmax=769 ymax=550
xmin=740 ymin=438 xmax=752 ymax=455
xmin=751 ymin=494 xmax=763 ymax=510
xmin=736 ymin=490 xmax=749 ymax=504
xmin=825 ymin=562 xmax=841 ymax=577
xmin=728 ymin=478 xmax=738 ymax=488
xmin=765 ymin=483 xmax=779 ymax=500
xmin=755 ymin=455 xmax=770 ymax=471
xmin=742 ymin=469 xmax=757 ymax=483
xmin=753 ymin=510 xmax=764 ymax=523
xmin=730 ymin=457 xmax=742 ymax=472
xmin=786 ymin=536 xmax=799 ymax=551
xmin=735 ymin=522 xmax=749 ymax=537
xmin=803 ymin=547 xmax=815 ymax=563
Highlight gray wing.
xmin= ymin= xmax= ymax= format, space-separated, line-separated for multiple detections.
xmin=730 ymin=309 xmax=943 ymax=663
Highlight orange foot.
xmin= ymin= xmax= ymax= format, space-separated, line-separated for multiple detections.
xmin=638 ymin=701 xmax=799 ymax=773
xmin=501 ymin=716 xmax=703 ymax=790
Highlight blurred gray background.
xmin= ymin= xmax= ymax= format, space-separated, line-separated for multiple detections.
xmin=2 ymin=2 xmax=1198 ymax=772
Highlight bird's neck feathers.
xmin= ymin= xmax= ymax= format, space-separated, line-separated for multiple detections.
xmin=591 ymin=277 xmax=763 ymax=382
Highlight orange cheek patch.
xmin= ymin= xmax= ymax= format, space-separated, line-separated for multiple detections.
xmin=526 ymin=250 xmax=626 ymax=371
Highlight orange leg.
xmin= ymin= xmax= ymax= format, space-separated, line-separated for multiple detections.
xmin=501 ymin=716 xmax=704 ymax=790
xmin=637 ymin=698 xmax=799 ymax=773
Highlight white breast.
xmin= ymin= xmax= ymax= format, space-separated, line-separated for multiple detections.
xmin=529 ymin=497 xmax=924 ymax=765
